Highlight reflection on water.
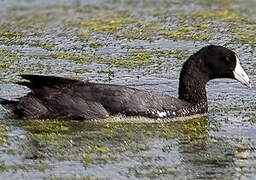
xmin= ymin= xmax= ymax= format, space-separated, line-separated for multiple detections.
xmin=0 ymin=116 xmax=256 ymax=179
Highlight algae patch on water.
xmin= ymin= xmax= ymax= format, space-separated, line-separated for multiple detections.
xmin=190 ymin=7 xmax=256 ymax=47
xmin=229 ymin=25 xmax=256 ymax=48
xmin=0 ymin=28 xmax=25 ymax=45
xmin=0 ymin=49 xmax=20 ymax=72
xmin=22 ymin=119 xmax=69 ymax=135
xmin=0 ymin=126 xmax=9 ymax=145
xmin=76 ymin=15 xmax=163 ymax=41
xmin=168 ymin=49 xmax=190 ymax=60
xmin=163 ymin=24 xmax=210 ymax=42
xmin=18 ymin=117 xmax=210 ymax=168
xmin=30 ymin=40 xmax=56 ymax=51
xmin=161 ymin=117 xmax=209 ymax=141
xmin=52 ymin=50 xmax=153 ymax=69
xmin=192 ymin=8 xmax=256 ymax=24
xmin=78 ymin=18 xmax=130 ymax=33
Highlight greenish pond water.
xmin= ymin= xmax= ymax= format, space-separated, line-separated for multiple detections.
xmin=0 ymin=0 xmax=256 ymax=179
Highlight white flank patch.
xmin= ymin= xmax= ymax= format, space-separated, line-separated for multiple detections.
xmin=157 ymin=111 xmax=167 ymax=118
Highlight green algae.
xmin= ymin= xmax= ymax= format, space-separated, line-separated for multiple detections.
xmin=89 ymin=42 xmax=102 ymax=51
xmin=210 ymin=105 xmax=239 ymax=114
xmin=0 ymin=162 xmax=26 ymax=172
xmin=6 ymin=8 xmax=58 ymax=30
xmin=82 ymin=154 xmax=93 ymax=165
xmin=0 ymin=63 xmax=9 ymax=71
xmin=78 ymin=18 xmax=130 ymax=32
xmin=168 ymin=49 xmax=190 ymax=60
xmin=189 ymin=6 xmax=256 ymax=47
xmin=119 ymin=21 xmax=163 ymax=41
xmin=0 ymin=0 xmax=255 ymax=179
xmin=21 ymin=119 xmax=70 ymax=146
xmin=0 ymin=49 xmax=20 ymax=72
xmin=153 ymin=49 xmax=191 ymax=60
xmin=86 ymin=143 xmax=109 ymax=154
xmin=0 ymin=28 xmax=25 ymax=45
xmin=52 ymin=50 xmax=153 ymax=68
xmin=250 ymin=116 xmax=256 ymax=123
xmin=52 ymin=52 xmax=91 ymax=63
xmin=0 ymin=124 xmax=9 ymax=132
xmin=107 ymin=50 xmax=153 ymax=68
xmin=131 ymin=51 xmax=150 ymax=61
xmin=110 ymin=56 xmax=152 ymax=68
xmin=38 ymin=164 xmax=46 ymax=172
xmin=23 ymin=119 xmax=69 ymax=134
xmin=235 ymin=144 xmax=249 ymax=153
xmin=17 ymin=62 xmax=51 ymax=75
xmin=192 ymin=8 xmax=256 ymax=24
xmin=161 ymin=117 xmax=209 ymax=140
xmin=33 ymin=41 xmax=56 ymax=51
xmin=0 ymin=163 xmax=6 ymax=172
xmin=229 ymin=25 xmax=256 ymax=48
xmin=198 ymin=0 xmax=236 ymax=8
xmin=163 ymin=24 xmax=210 ymax=42
xmin=17 ymin=117 xmax=209 ymax=169
xmin=96 ymin=69 xmax=115 ymax=80
xmin=81 ymin=143 xmax=110 ymax=166
xmin=77 ymin=15 xmax=163 ymax=41
xmin=0 ymin=136 xmax=8 ymax=144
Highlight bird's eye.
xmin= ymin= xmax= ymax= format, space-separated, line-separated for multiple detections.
xmin=225 ymin=54 xmax=236 ymax=64
xmin=224 ymin=56 xmax=232 ymax=64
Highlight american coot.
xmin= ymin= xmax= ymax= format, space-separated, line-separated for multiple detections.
xmin=0 ymin=45 xmax=251 ymax=120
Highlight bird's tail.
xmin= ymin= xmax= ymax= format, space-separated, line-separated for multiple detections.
xmin=0 ymin=98 xmax=18 ymax=112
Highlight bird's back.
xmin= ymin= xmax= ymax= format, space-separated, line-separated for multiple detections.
xmin=0 ymin=75 xmax=190 ymax=120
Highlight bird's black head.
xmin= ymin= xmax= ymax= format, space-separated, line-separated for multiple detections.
xmin=198 ymin=45 xmax=251 ymax=87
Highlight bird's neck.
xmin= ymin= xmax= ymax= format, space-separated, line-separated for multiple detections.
xmin=178 ymin=58 xmax=209 ymax=112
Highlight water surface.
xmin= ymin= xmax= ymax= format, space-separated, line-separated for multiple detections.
xmin=0 ymin=0 xmax=256 ymax=179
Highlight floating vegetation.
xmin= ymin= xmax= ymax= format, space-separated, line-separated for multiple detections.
xmin=0 ymin=136 xmax=8 ymax=144
xmin=0 ymin=28 xmax=25 ymax=45
xmin=38 ymin=164 xmax=46 ymax=172
xmin=152 ymin=49 xmax=191 ymax=60
xmin=250 ymin=116 xmax=256 ymax=123
xmin=192 ymin=8 xmax=256 ymax=24
xmin=0 ymin=0 xmax=256 ymax=179
xmin=0 ymin=62 xmax=9 ymax=71
xmin=118 ymin=21 xmax=162 ymax=41
xmin=82 ymin=154 xmax=93 ymax=165
xmin=22 ymin=119 xmax=69 ymax=135
xmin=161 ymin=117 xmax=209 ymax=141
xmin=77 ymin=16 xmax=163 ymax=41
xmin=29 ymin=40 xmax=56 ymax=51
xmin=78 ymin=18 xmax=138 ymax=33
xmin=0 ymin=49 xmax=20 ymax=71
xmin=168 ymin=49 xmax=190 ymax=60
xmin=163 ymin=24 xmax=210 ymax=42
xmin=0 ymin=125 xmax=9 ymax=132
xmin=52 ymin=52 xmax=91 ymax=63
xmin=52 ymin=50 xmax=153 ymax=68
xmin=229 ymin=25 xmax=256 ymax=48
xmin=0 ymin=124 xmax=9 ymax=145
xmin=0 ymin=163 xmax=6 ymax=172
xmin=39 ymin=41 xmax=55 ymax=51
xmin=6 ymin=9 xmax=56 ymax=30
xmin=89 ymin=42 xmax=102 ymax=51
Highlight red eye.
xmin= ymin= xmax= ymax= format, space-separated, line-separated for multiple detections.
xmin=225 ymin=54 xmax=236 ymax=63
xmin=224 ymin=56 xmax=232 ymax=64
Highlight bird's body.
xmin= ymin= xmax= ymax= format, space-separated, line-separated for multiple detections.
xmin=0 ymin=75 xmax=197 ymax=120
xmin=0 ymin=45 xmax=251 ymax=120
